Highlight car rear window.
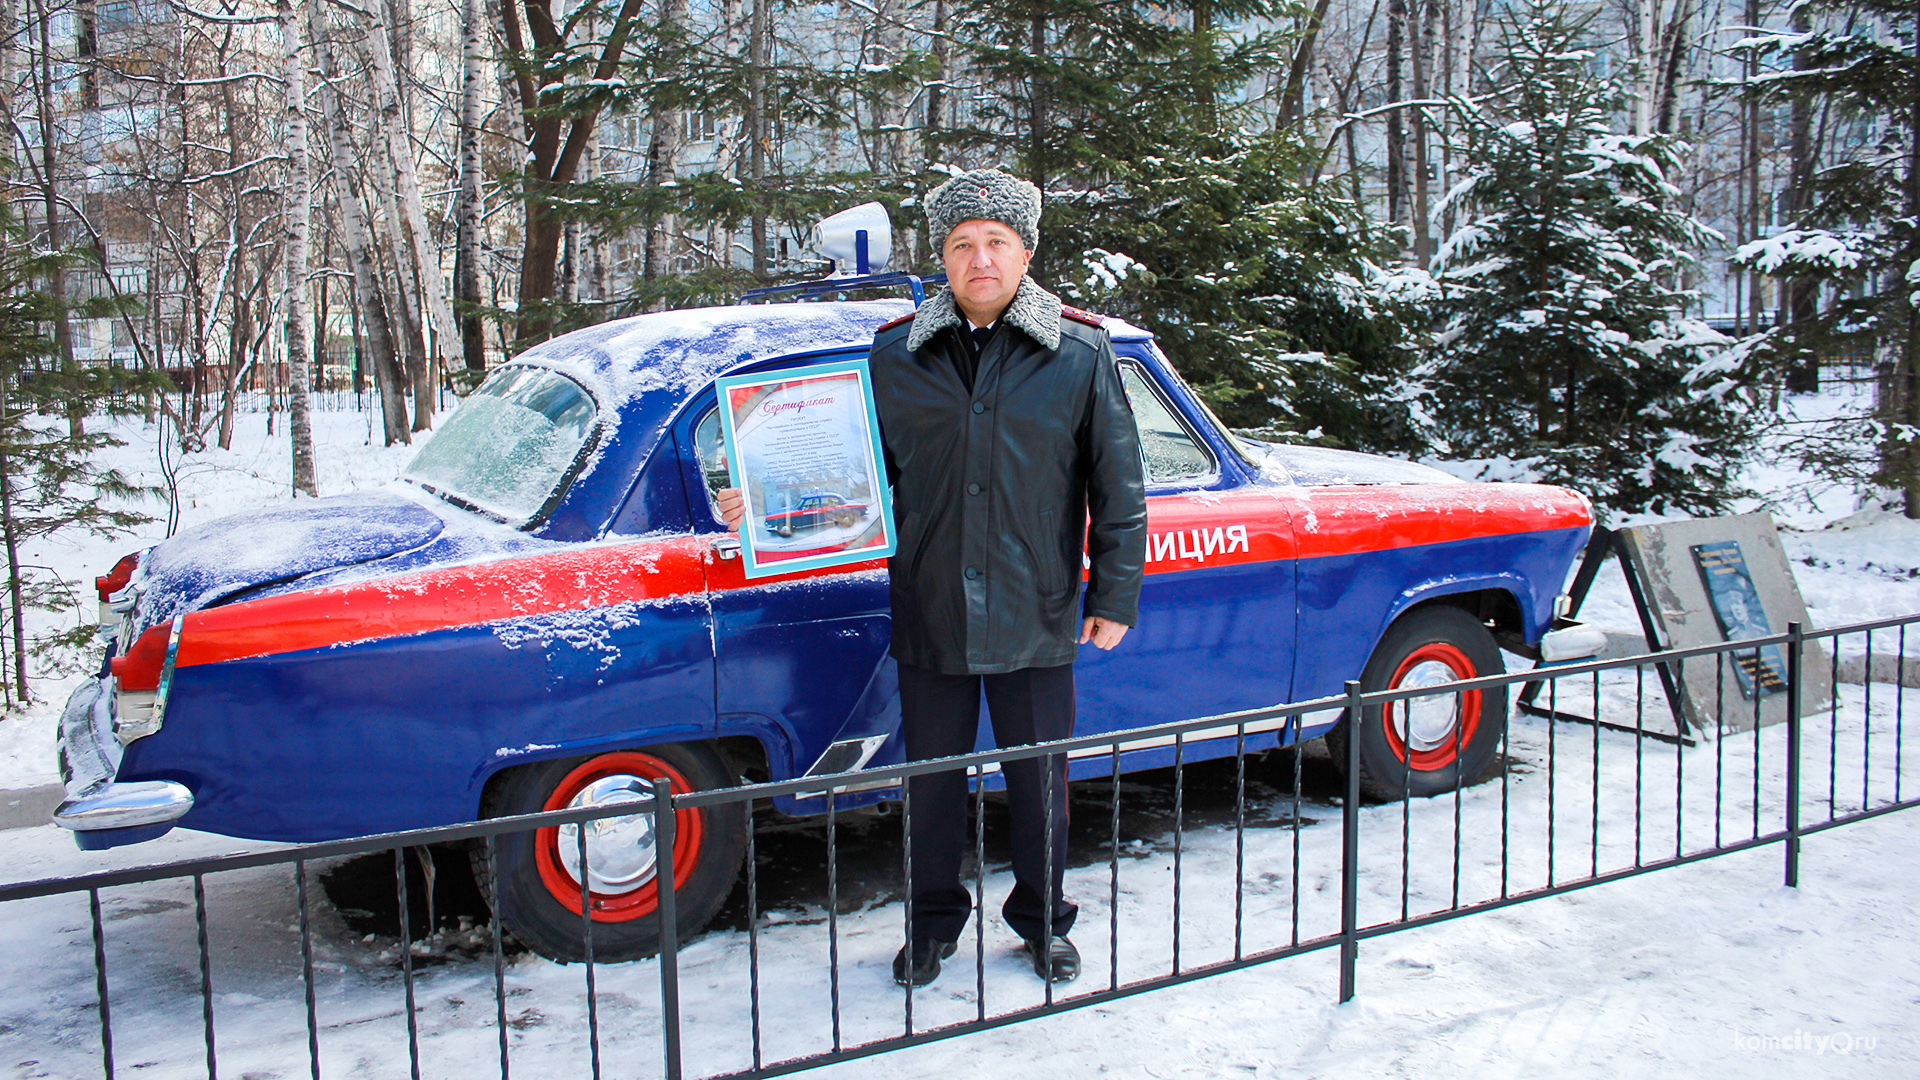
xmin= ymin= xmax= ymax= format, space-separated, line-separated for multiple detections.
xmin=404 ymin=366 xmax=598 ymax=523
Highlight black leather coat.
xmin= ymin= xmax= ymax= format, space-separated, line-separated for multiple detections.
xmin=871 ymin=282 xmax=1148 ymax=675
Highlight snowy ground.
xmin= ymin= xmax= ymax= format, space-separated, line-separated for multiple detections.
xmin=2 ymin=390 xmax=1919 ymax=1078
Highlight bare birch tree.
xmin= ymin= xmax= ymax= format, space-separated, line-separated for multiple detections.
xmin=313 ymin=9 xmax=411 ymax=443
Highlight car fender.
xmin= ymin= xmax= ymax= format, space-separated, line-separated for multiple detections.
xmin=467 ymin=718 xmax=720 ymax=814
xmin=1380 ymin=572 xmax=1533 ymax=647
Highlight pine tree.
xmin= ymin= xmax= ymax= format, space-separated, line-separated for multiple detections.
xmin=0 ymin=181 xmax=162 ymax=705
xmin=1427 ymin=1 xmax=1753 ymax=515
xmin=938 ymin=0 xmax=1433 ymax=451
xmin=1730 ymin=2 xmax=1920 ymax=517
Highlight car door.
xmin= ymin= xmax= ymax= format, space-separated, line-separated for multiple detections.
xmin=1067 ymin=345 xmax=1300 ymax=773
xmin=672 ymin=357 xmax=902 ymax=809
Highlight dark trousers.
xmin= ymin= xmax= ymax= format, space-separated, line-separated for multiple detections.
xmin=899 ymin=660 xmax=1077 ymax=944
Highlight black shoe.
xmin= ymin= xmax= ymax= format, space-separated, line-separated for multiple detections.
xmin=1021 ymin=934 xmax=1080 ymax=983
xmin=892 ymin=938 xmax=957 ymax=987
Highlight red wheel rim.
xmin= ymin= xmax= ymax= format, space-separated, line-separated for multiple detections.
xmin=1381 ymin=642 xmax=1481 ymax=771
xmin=534 ymin=752 xmax=705 ymax=923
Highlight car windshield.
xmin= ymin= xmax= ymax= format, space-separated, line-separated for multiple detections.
xmin=403 ymin=365 xmax=598 ymax=523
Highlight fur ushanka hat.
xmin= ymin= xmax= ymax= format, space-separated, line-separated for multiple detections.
xmin=925 ymin=168 xmax=1042 ymax=250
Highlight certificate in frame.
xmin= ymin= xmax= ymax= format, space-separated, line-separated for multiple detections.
xmin=714 ymin=358 xmax=896 ymax=578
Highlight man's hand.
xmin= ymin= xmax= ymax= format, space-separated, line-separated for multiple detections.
xmin=1079 ymin=617 xmax=1128 ymax=650
xmin=716 ymin=487 xmax=745 ymax=533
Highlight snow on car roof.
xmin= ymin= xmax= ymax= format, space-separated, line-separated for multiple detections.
xmin=511 ymin=300 xmax=917 ymax=414
xmin=510 ymin=295 xmax=1150 ymax=415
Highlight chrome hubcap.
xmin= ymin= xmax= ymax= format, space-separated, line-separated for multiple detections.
xmin=1393 ymin=659 xmax=1464 ymax=751
xmin=556 ymin=775 xmax=658 ymax=894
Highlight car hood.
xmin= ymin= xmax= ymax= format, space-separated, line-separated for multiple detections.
xmin=128 ymin=491 xmax=446 ymax=631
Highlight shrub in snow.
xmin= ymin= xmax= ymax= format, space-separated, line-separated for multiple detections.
xmin=1424 ymin=0 xmax=1755 ymax=515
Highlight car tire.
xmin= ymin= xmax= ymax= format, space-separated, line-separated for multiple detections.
xmin=777 ymin=523 xmax=793 ymax=537
xmin=471 ymin=742 xmax=748 ymax=963
xmin=1328 ymin=604 xmax=1507 ymax=802
xmin=836 ymin=512 xmax=854 ymax=528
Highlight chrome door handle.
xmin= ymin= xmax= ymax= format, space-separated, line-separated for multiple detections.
xmin=709 ymin=536 xmax=741 ymax=560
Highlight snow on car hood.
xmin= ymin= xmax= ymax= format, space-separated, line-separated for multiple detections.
xmin=128 ymin=491 xmax=446 ymax=631
xmin=1263 ymin=443 xmax=1460 ymax=486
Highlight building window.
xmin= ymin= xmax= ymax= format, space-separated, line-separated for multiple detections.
xmin=683 ymin=111 xmax=717 ymax=143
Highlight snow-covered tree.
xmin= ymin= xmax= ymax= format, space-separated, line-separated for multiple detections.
xmin=1064 ymin=132 xmax=1438 ymax=453
xmin=1731 ymin=2 xmax=1920 ymax=518
xmin=1426 ymin=1 xmax=1753 ymax=515
xmin=0 ymin=178 xmax=160 ymax=704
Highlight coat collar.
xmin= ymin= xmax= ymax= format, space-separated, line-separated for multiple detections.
xmin=906 ymin=276 xmax=1063 ymax=353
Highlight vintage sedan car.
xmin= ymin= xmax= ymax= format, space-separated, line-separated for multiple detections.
xmin=56 ymin=288 xmax=1593 ymax=962
xmin=764 ymin=491 xmax=871 ymax=537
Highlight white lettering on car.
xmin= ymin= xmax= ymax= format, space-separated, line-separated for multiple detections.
xmin=1144 ymin=523 xmax=1252 ymax=566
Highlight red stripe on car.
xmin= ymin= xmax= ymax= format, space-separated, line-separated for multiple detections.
xmin=172 ymin=484 xmax=1584 ymax=668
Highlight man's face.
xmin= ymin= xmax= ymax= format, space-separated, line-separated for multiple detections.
xmin=941 ymin=219 xmax=1032 ymax=325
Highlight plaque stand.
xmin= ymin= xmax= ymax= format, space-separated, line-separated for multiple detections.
xmin=1515 ymin=527 xmax=1697 ymax=746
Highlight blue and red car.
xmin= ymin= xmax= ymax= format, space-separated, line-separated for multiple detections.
xmin=764 ymin=491 xmax=872 ymax=537
xmin=57 ymin=284 xmax=1593 ymax=962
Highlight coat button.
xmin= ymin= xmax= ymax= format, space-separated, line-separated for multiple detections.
xmin=971 ymin=401 xmax=985 ymax=414
xmin=967 ymin=482 xmax=981 ymax=495
xmin=964 ymin=566 xmax=979 ymax=580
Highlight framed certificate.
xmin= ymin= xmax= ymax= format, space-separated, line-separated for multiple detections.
xmin=714 ymin=358 xmax=896 ymax=578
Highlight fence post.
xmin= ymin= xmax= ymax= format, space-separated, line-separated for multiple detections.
xmin=1785 ymin=622 xmax=1803 ymax=888
xmin=652 ymin=778 xmax=683 ymax=1080
xmin=1340 ymin=680 xmax=1363 ymax=1003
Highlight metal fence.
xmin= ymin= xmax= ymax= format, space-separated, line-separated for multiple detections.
xmin=4 ymin=611 xmax=1915 ymax=1079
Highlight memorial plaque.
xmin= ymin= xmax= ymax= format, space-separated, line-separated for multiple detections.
xmin=1615 ymin=512 xmax=1830 ymax=734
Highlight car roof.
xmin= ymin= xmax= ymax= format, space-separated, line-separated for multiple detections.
xmin=511 ymin=295 xmax=1157 ymax=415
xmin=511 ymin=300 xmax=917 ymax=415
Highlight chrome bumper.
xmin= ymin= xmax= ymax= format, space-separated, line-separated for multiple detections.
xmin=53 ymin=678 xmax=193 ymax=832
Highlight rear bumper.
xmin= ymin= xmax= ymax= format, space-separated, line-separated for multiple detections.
xmin=52 ymin=678 xmax=193 ymax=847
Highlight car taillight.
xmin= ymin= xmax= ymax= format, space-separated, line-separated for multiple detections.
xmin=96 ymin=551 xmax=140 ymax=602
xmin=96 ymin=551 xmax=143 ymax=640
xmin=109 ymin=616 xmax=181 ymax=745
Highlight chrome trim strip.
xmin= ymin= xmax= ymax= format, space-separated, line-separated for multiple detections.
xmin=58 ymin=679 xmax=121 ymax=796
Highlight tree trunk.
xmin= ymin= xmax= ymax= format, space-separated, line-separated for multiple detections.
xmin=1386 ymin=0 xmax=1407 ymax=236
xmin=504 ymin=0 xmax=651 ymax=342
xmin=1278 ymin=0 xmax=1331 ymax=127
xmin=1897 ymin=14 xmax=1920 ymax=519
xmin=457 ymin=0 xmax=486 ymax=374
xmin=1744 ymin=0 xmax=1763 ymax=336
xmin=1783 ymin=2 xmax=1819 ymax=392
xmin=1192 ymin=0 xmax=1215 ymax=133
xmin=31 ymin=0 xmax=74 ymax=393
xmin=748 ymin=0 xmax=768 ymax=278
xmin=0 ymin=406 xmax=27 ymax=704
xmin=926 ymin=0 xmax=948 ymax=155
xmin=362 ymin=0 xmax=456 ymax=419
xmin=277 ymin=3 xmax=315 ymax=491
xmin=644 ymin=0 xmax=687 ymax=287
xmin=1412 ymin=0 xmax=1434 ymax=268
xmin=1027 ymin=5 xmax=1048 ymax=194
xmin=373 ymin=168 xmax=432 ymax=430
xmin=315 ymin=16 xmax=411 ymax=445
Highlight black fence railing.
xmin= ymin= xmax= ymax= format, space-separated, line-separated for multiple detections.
xmin=4 ymin=612 xmax=1914 ymax=1079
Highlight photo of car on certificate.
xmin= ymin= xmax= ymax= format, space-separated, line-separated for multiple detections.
xmin=714 ymin=358 xmax=896 ymax=578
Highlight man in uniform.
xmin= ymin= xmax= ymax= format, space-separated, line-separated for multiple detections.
xmin=724 ymin=168 xmax=1146 ymax=987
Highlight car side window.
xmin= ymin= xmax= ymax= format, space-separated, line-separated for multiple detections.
xmin=692 ymin=407 xmax=731 ymax=519
xmin=1119 ymin=362 xmax=1215 ymax=485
